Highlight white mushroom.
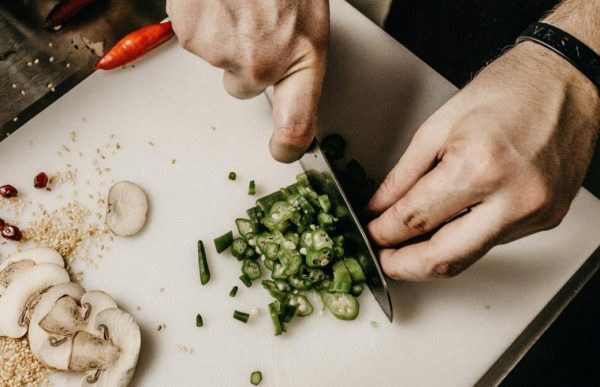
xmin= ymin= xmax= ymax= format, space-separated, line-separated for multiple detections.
xmin=28 ymin=282 xmax=85 ymax=369
xmin=40 ymin=296 xmax=87 ymax=336
xmin=80 ymin=308 xmax=141 ymax=387
xmin=0 ymin=247 xmax=64 ymax=294
xmin=0 ymin=263 xmax=69 ymax=337
xmin=70 ymin=330 xmax=120 ymax=373
xmin=80 ymin=291 xmax=117 ymax=334
xmin=106 ymin=181 xmax=149 ymax=236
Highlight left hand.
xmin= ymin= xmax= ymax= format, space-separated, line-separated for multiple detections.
xmin=366 ymin=41 xmax=600 ymax=280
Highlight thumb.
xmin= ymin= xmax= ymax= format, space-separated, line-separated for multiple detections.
xmin=270 ymin=63 xmax=325 ymax=163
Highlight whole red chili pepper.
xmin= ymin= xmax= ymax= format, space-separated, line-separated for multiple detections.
xmin=95 ymin=22 xmax=174 ymax=70
xmin=45 ymin=0 xmax=102 ymax=29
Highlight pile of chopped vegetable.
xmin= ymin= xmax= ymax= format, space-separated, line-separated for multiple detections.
xmin=214 ymin=172 xmax=368 ymax=335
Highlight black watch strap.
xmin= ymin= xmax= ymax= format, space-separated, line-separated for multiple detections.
xmin=516 ymin=22 xmax=600 ymax=90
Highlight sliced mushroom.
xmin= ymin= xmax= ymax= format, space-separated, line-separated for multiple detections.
xmin=80 ymin=291 xmax=117 ymax=334
xmin=28 ymin=282 xmax=85 ymax=369
xmin=40 ymin=295 xmax=87 ymax=336
xmin=106 ymin=181 xmax=148 ymax=236
xmin=70 ymin=330 xmax=120 ymax=372
xmin=0 ymin=247 xmax=64 ymax=295
xmin=80 ymin=308 xmax=141 ymax=387
xmin=0 ymin=263 xmax=69 ymax=338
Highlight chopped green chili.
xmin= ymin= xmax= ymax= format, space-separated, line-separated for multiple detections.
xmin=228 ymin=171 xmax=237 ymax=180
xmin=248 ymin=180 xmax=256 ymax=195
xmin=239 ymin=274 xmax=253 ymax=287
xmin=214 ymin=231 xmax=234 ymax=253
xmin=229 ymin=286 xmax=239 ymax=297
xmin=195 ymin=313 xmax=203 ymax=327
xmin=250 ymin=371 xmax=262 ymax=385
xmin=269 ymin=302 xmax=284 ymax=336
xmin=197 ymin=240 xmax=210 ymax=285
xmin=242 ymin=259 xmax=261 ymax=280
xmin=233 ymin=310 xmax=250 ymax=323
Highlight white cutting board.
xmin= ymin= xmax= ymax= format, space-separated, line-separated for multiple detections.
xmin=1 ymin=1 xmax=599 ymax=386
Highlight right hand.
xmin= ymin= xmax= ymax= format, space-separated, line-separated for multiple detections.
xmin=166 ymin=0 xmax=330 ymax=163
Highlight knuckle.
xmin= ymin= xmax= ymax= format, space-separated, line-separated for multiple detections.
xmin=399 ymin=206 xmax=429 ymax=234
xmin=275 ymin=125 xmax=313 ymax=147
xmin=431 ymin=261 xmax=464 ymax=278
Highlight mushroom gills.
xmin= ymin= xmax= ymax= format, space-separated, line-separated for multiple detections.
xmin=80 ymin=291 xmax=117 ymax=334
xmin=40 ymin=296 xmax=87 ymax=336
xmin=28 ymin=282 xmax=85 ymax=370
xmin=0 ymin=263 xmax=70 ymax=338
xmin=106 ymin=181 xmax=148 ymax=236
xmin=69 ymin=330 xmax=120 ymax=372
xmin=80 ymin=308 xmax=141 ymax=387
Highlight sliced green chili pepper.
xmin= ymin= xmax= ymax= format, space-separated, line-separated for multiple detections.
xmin=228 ymin=171 xmax=237 ymax=180
xmin=317 ymin=194 xmax=332 ymax=213
xmin=239 ymin=274 xmax=253 ymax=287
xmin=330 ymin=261 xmax=352 ymax=293
xmin=269 ymin=302 xmax=284 ymax=336
xmin=235 ymin=218 xmax=256 ymax=239
xmin=351 ymin=283 xmax=364 ymax=297
xmin=248 ymin=180 xmax=256 ymax=195
xmin=233 ymin=310 xmax=250 ymax=323
xmin=242 ymin=259 xmax=261 ymax=280
xmin=250 ymin=371 xmax=262 ymax=385
xmin=229 ymin=286 xmax=238 ymax=297
xmin=324 ymin=292 xmax=359 ymax=320
xmin=195 ymin=313 xmax=204 ymax=327
xmin=231 ymin=238 xmax=249 ymax=260
xmin=214 ymin=231 xmax=234 ymax=253
xmin=289 ymin=294 xmax=313 ymax=317
xmin=197 ymin=240 xmax=210 ymax=285
xmin=344 ymin=257 xmax=366 ymax=284
xmin=262 ymin=280 xmax=287 ymax=302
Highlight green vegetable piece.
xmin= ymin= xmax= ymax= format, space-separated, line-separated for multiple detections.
xmin=317 ymin=194 xmax=332 ymax=213
xmin=229 ymin=286 xmax=239 ymax=297
xmin=271 ymin=263 xmax=288 ymax=280
xmin=321 ymin=134 xmax=346 ymax=159
xmin=248 ymin=180 xmax=256 ymax=195
xmin=269 ymin=302 xmax=284 ymax=336
xmin=197 ymin=240 xmax=210 ymax=285
xmin=196 ymin=313 xmax=203 ymax=327
xmin=214 ymin=231 xmax=234 ymax=253
xmin=350 ymin=283 xmax=364 ymax=297
xmin=330 ymin=261 xmax=352 ymax=293
xmin=296 ymin=172 xmax=311 ymax=186
xmin=256 ymin=191 xmax=285 ymax=213
xmin=235 ymin=218 xmax=256 ymax=239
xmin=231 ymin=238 xmax=249 ymax=260
xmin=281 ymin=303 xmax=297 ymax=323
xmin=239 ymin=274 xmax=253 ymax=288
xmin=246 ymin=207 xmax=263 ymax=231
xmin=288 ymin=275 xmax=313 ymax=290
xmin=316 ymin=278 xmax=332 ymax=291
xmin=289 ymin=294 xmax=313 ymax=317
xmin=228 ymin=171 xmax=237 ymax=180
xmin=242 ymin=259 xmax=261 ymax=280
xmin=317 ymin=212 xmax=336 ymax=231
xmin=261 ymin=280 xmax=287 ymax=302
xmin=250 ymin=371 xmax=262 ymax=385
xmin=325 ymin=292 xmax=359 ymax=320
xmin=263 ymin=258 xmax=274 ymax=271
xmin=233 ymin=310 xmax=250 ymax=323
xmin=284 ymin=232 xmax=300 ymax=246
xmin=278 ymin=249 xmax=302 ymax=276
xmin=263 ymin=242 xmax=279 ymax=260
xmin=344 ymin=257 xmax=366 ymax=284
xmin=263 ymin=201 xmax=296 ymax=230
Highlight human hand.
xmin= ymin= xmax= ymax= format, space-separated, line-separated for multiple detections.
xmin=166 ymin=0 xmax=329 ymax=162
xmin=367 ymin=41 xmax=600 ymax=280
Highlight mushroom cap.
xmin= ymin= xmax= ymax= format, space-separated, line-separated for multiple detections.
xmin=40 ymin=296 xmax=87 ymax=336
xmin=80 ymin=291 xmax=117 ymax=334
xmin=81 ymin=308 xmax=141 ymax=387
xmin=0 ymin=247 xmax=64 ymax=272
xmin=0 ymin=248 xmax=64 ymax=295
xmin=28 ymin=282 xmax=85 ymax=370
xmin=106 ymin=181 xmax=148 ymax=236
xmin=0 ymin=263 xmax=69 ymax=338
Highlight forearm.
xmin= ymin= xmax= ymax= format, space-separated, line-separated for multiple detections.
xmin=544 ymin=0 xmax=600 ymax=53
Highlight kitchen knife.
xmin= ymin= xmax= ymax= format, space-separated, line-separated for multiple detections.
xmin=264 ymin=90 xmax=393 ymax=322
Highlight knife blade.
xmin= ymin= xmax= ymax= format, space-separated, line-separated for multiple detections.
xmin=264 ymin=90 xmax=393 ymax=322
